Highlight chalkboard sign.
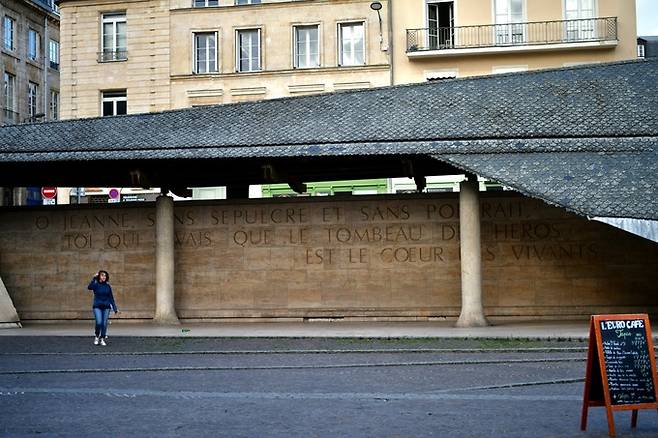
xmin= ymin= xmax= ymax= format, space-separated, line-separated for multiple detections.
xmin=581 ymin=314 xmax=658 ymax=437
xmin=599 ymin=318 xmax=655 ymax=405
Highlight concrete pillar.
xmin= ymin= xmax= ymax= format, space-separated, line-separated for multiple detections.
xmin=0 ymin=273 xmax=21 ymax=329
xmin=456 ymin=176 xmax=488 ymax=327
xmin=154 ymin=194 xmax=179 ymax=324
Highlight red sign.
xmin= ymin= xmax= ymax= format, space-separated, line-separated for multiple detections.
xmin=41 ymin=187 xmax=57 ymax=199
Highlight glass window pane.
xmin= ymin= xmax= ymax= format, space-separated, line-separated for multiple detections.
xmin=102 ymin=23 xmax=113 ymax=50
xmin=116 ymin=100 xmax=127 ymax=115
xmin=511 ymin=0 xmax=523 ymax=20
xmin=117 ymin=22 xmax=127 ymax=50
xmin=102 ymin=101 xmax=113 ymax=116
xmin=495 ymin=0 xmax=508 ymax=16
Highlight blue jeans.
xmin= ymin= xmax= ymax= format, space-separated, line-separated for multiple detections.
xmin=93 ymin=307 xmax=110 ymax=338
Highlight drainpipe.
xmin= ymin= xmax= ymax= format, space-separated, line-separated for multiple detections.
xmin=387 ymin=0 xmax=394 ymax=85
xmin=43 ymin=15 xmax=48 ymax=119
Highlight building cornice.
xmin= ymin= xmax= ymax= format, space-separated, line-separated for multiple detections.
xmin=170 ymin=64 xmax=390 ymax=81
xmin=171 ymin=0 xmax=380 ymax=14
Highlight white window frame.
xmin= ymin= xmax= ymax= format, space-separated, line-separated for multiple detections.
xmin=49 ymin=39 xmax=59 ymax=69
xmin=563 ymin=0 xmax=597 ymax=40
xmin=235 ymin=0 xmax=261 ymax=5
xmin=50 ymin=90 xmax=59 ymax=120
xmin=293 ymin=24 xmax=320 ymax=69
xmin=426 ymin=1 xmax=456 ymax=49
xmin=492 ymin=0 xmax=526 ymax=45
xmin=101 ymin=90 xmax=127 ymax=117
xmin=28 ymin=82 xmax=38 ymax=119
xmin=3 ymin=72 xmax=15 ymax=112
xmin=28 ymin=29 xmax=40 ymax=61
xmin=101 ymin=12 xmax=127 ymax=61
xmin=637 ymin=43 xmax=645 ymax=58
xmin=193 ymin=31 xmax=218 ymax=74
xmin=235 ymin=28 xmax=262 ymax=73
xmin=338 ymin=21 xmax=366 ymax=67
xmin=193 ymin=0 xmax=219 ymax=7
xmin=3 ymin=16 xmax=15 ymax=51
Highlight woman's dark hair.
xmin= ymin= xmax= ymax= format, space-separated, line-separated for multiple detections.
xmin=98 ymin=270 xmax=110 ymax=282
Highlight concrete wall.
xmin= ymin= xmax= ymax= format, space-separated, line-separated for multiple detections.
xmin=1 ymin=193 xmax=656 ymax=321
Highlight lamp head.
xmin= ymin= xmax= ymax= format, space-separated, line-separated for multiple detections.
xmin=370 ymin=1 xmax=382 ymax=11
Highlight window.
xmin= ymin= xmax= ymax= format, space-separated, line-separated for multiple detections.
xmin=236 ymin=0 xmax=261 ymax=4
xmin=101 ymin=13 xmax=127 ymax=61
xmin=28 ymin=82 xmax=38 ymax=119
xmin=28 ymin=29 xmax=40 ymax=61
xmin=49 ymin=40 xmax=59 ymax=69
xmin=339 ymin=22 xmax=365 ymax=66
xmin=565 ymin=0 xmax=596 ymax=40
xmin=193 ymin=0 xmax=219 ymax=6
xmin=494 ymin=0 xmax=524 ymax=44
xmin=294 ymin=25 xmax=319 ymax=68
xmin=101 ymin=90 xmax=127 ymax=116
xmin=236 ymin=29 xmax=261 ymax=72
xmin=3 ymin=16 xmax=14 ymax=50
xmin=3 ymin=73 xmax=16 ymax=123
xmin=638 ymin=43 xmax=646 ymax=58
xmin=50 ymin=90 xmax=59 ymax=120
xmin=428 ymin=1 xmax=454 ymax=49
xmin=194 ymin=32 xmax=218 ymax=73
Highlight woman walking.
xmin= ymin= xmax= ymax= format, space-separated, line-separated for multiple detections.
xmin=87 ymin=270 xmax=118 ymax=346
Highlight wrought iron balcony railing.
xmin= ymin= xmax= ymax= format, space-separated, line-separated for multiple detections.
xmin=2 ymin=108 xmax=19 ymax=126
xmin=406 ymin=17 xmax=617 ymax=53
xmin=98 ymin=50 xmax=128 ymax=63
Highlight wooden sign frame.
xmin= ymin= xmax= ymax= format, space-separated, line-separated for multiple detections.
xmin=580 ymin=314 xmax=658 ymax=437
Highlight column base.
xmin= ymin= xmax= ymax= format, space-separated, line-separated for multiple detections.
xmin=455 ymin=312 xmax=489 ymax=328
xmin=153 ymin=314 xmax=180 ymax=325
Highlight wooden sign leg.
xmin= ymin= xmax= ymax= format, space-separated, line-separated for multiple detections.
xmin=631 ymin=409 xmax=637 ymax=428
xmin=580 ymin=403 xmax=589 ymax=431
xmin=606 ymin=406 xmax=616 ymax=437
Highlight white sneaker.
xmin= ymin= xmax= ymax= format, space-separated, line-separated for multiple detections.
xmin=100 ymin=338 xmax=107 ymax=346
xmin=94 ymin=337 xmax=99 ymax=345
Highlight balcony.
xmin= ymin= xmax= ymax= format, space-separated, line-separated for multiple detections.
xmin=406 ymin=17 xmax=617 ymax=58
xmin=2 ymin=109 xmax=19 ymax=126
xmin=98 ymin=50 xmax=128 ymax=63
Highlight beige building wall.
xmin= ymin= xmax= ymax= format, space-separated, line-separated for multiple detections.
xmin=60 ymin=0 xmax=171 ymax=119
xmin=60 ymin=0 xmax=390 ymax=117
xmin=392 ymin=0 xmax=637 ymax=82
xmin=170 ymin=0 xmax=390 ymax=107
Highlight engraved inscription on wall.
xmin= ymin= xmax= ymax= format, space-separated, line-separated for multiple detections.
xmin=0 ymin=194 xmax=657 ymax=320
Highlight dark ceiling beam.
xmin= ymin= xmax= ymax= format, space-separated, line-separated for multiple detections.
xmin=0 ymin=155 xmax=462 ymax=188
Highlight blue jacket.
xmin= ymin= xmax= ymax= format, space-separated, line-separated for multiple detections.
xmin=87 ymin=278 xmax=118 ymax=312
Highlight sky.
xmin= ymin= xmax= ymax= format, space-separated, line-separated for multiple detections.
xmin=637 ymin=0 xmax=658 ymax=36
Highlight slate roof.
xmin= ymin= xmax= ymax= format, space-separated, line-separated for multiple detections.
xmin=0 ymin=59 xmax=657 ymax=220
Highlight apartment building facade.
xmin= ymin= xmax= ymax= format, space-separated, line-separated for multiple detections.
xmin=58 ymin=0 xmax=636 ymax=119
xmin=0 ymin=0 xmax=60 ymax=205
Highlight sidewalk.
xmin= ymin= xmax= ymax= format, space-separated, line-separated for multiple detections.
xmin=0 ymin=319 xmax=603 ymax=339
